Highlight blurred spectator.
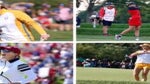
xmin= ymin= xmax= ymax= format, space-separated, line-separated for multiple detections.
xmin=54 ymin=3 xmax=73 ymax=31
xmin=11 ymin=2 xmax=34 ymax=16
xmin=34 ymin=12 xmax=60 ymax=30
xmin=63 ymin=67 xmax=73 ymax=84
xmin=120 ymin=60 xmax=126 ymax=69
xmin=78 ymin=57 xmax=135 ymax=69
xmin=82 ymin=58 xmax=91 ymax=67
xmin=32 ymin=3 xmax=60 ymax=30
xmin=90 ymin=58 xmax=97 ymax=67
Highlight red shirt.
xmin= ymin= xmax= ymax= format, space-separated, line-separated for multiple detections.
xmin=128 ymin=7 xmax=142 ymax=26
xmin=128 ymin=7 xmax=141 ymax=18
xmin=37 ymin=16 xmax=51 ymax=27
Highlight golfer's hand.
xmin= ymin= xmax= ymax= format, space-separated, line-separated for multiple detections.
xmin=128 ymin=56 xmax=132 ymax=59
xmin=40 ymin=34 xmax=50 ymax=41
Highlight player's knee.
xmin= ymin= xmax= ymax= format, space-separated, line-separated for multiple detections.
xmin=135 ymin=28 xmax=139 ymax=30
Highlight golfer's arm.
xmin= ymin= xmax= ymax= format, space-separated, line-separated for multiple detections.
xmin=129 ymin=52 xmax=138 ymax=57
xmin=130 ymin=51 xmax=143 ymax=57
xmin=14 ymin=10 xmax=47 ymax=35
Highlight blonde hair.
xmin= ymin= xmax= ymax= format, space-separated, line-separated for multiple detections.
xmin=140 ymin=43 xmax=150 ymax=50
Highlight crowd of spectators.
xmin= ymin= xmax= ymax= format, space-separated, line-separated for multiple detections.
xmin=1 ymin=43 xmax=73 ymax=84
xmin=77 ymin=57 xmax=136 ymax=69
xmin=1 ymin=1 xmax=73 ymax=31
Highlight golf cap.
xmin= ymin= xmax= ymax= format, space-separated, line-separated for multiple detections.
xmin=105 ymin=2 xmax=114 ymax=6
xmin=0 ymin=46 xmax=21 ymax=55
xmin=126 ymin=1 xmax=136 ymax=6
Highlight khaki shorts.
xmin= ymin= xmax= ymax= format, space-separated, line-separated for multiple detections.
xmin=135 ymin=63 xmax=150 ymax=69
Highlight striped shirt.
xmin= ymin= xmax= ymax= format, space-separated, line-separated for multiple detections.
xmin=0 ymin=59 xmax=37 ymax=84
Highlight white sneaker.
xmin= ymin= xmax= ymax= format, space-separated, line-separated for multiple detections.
xmin=141 ymin=79 xmax=145 ymax=82
xmin=115 ymin=34 xmax=122 ymax=40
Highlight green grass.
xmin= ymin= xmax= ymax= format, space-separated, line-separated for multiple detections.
xmin=77 ymin=35 xmax=150 ymax=41
xmin=77 ymin=80 xmax=150 ymax=84
xmin=77 ymin=23 xmax=150 ymax=41
xmin=32 ymin=29 xmax=73 ymax=41
xmin=77 ymin=67 xmax=150 ymax=84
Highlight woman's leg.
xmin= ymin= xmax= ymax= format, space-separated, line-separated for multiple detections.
xmin=115 ymin=26 xmax=135 ymax=40
xmin=102 ymin=26 xmax=109 ymax=35
xmin=49 ymin=23 xmax=60 ymax=30
xmin=120 ymin=26 xmax=135 ymax=35
xmin=134 ymin=26 xmax=141 ymax=37
xmin=141 ymin=68 xmax=150 ymax=81
xmin=133 ymin=67 xmax=143 ymax=81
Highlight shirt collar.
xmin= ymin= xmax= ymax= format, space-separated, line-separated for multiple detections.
xmin=9 ymin=58 xmax=19 ymax=63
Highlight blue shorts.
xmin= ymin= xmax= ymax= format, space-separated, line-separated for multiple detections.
xmin=102 ymin=20 xmax=113 ymax=26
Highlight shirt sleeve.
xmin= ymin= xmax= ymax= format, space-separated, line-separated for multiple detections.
xmin=99 ymin=7 xmax=105 ymax=19
xmin=13 ymin=10 xmax=47 ymax=35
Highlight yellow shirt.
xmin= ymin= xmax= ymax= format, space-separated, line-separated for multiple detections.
xmin=0 ymin=9 xmax=47 ymax=41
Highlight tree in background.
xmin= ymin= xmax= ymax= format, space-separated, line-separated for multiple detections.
xmin=77 ymin=43 xmax=141 ymax=61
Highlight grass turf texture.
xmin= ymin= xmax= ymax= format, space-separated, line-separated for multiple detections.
xmin=77 ymin=67 xmax=150 ymax=84
xmin=77 ymin=23 xmax=150 ymax=41
xmin=32 ymin=29 xmax=73 ymax=41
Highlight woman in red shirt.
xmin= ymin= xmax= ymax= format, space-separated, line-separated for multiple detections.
xmin=115 ymin=2 xmax=142 ymax=41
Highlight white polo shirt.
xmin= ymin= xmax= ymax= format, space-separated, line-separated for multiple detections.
xmin=136 ymin=53 xmax=150 ymax=64
xmin=103 ymin=7 xmax=116 ymax=21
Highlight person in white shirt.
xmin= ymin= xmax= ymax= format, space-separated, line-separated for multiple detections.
xmin=99 ymin=2 xmax=117 ymax=36
xmin=76 ymin=0 xmax=89 ymax=15
xmin=63 ymin=67 xmax=73 ymax=84
xmin=129 ymin=43 xmax=150 ymax=81
xmin=0 ymin=46 xmax=37 ymax=84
